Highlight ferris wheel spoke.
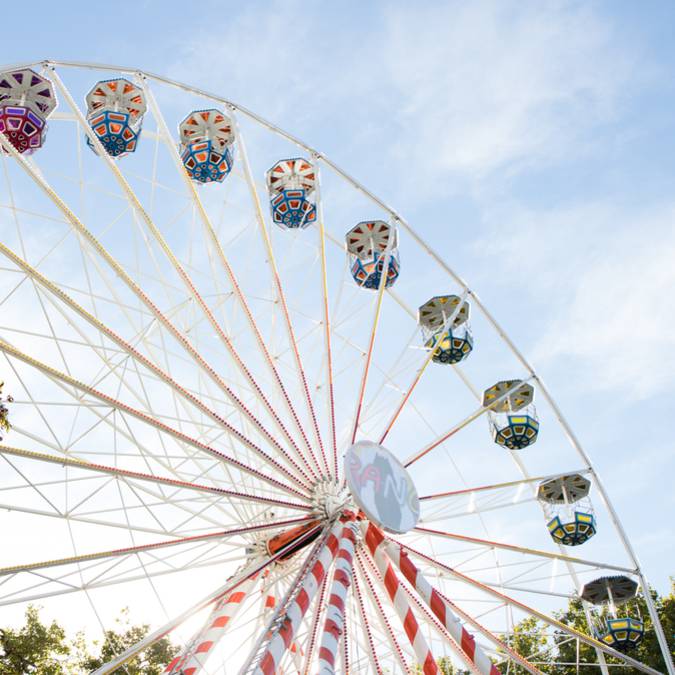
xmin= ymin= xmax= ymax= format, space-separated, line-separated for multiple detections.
xmin=350 ymin=569 xmax=383 ymax=674
xmin=411 ymin=526 xmax=633 ymax=574
xmin=0 ymin=339 xmax=310 ymax=501
xmin=0 ymin=133 xmax=313 ymax=488
xmin=379 ymin=288 xmax=471 ymax=445
xmin=0 ymin=537 xmax=249 ymax=608
xmin=309 ymin=161 xmax=339 ymax=479
xmin=419 ymin=470 xmax=591 ymax=503
xmin=349 ymin=230 xmax=395 ymax=446
xmin=0 ymin=445 xmax=312 ymax=514
xmin=357 ymin=324 xmax=420 ymax=432
xmin=14 ymin=395 xmax=258 ymax=506
xmin=0 ymin=527 xmax=250 ymax=580
xmin=138 ymin=79 xmax=324 ymax=483
xmin=50 ymin=66 xmax=318 ymax=490
xmin=232 ymin=112 xmax=329 ymax=479
xmin=404 ymin=377 xmax=535 ymax=468
xmin=397 ymin=540 xmax=660 ymax=675
xmin=0 ymin=242 xmax=314 ymax=491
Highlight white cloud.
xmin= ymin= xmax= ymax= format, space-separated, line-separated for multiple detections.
xmin=474 ymin=200 xmax=675 ymax=401
xmin=381 ymin=2 xmax=636 ymax=178
xmin=168 ymin=1 xmax=639 ymax=198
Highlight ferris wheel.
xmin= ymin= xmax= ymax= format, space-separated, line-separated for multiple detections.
xmin=0 ymin=60 xmax=671 ymax=675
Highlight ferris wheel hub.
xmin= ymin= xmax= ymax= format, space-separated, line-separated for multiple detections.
xmin=311 ymin=478 xmax=351 ymax=520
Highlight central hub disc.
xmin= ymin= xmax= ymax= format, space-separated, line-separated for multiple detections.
xmin=344 ymin=440 xmax=420 ymax=534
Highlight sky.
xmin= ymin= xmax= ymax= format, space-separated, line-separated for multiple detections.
xmin=1 ymin=0 xmax=674 ymax=656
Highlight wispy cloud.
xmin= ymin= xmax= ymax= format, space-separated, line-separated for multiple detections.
xmin=168 ymin=1 xmax=639 ymax=197
xmin=380 ymin=2 xmax=637 ymax=178
xmin=475 ymin=200 xmax=675 ymax=401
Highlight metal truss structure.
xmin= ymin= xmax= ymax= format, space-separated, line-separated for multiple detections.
xmin=0 ymin=60 xmax=671 ymax=675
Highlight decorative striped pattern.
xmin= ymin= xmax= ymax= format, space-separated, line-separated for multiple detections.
xmin=260 ymin=573 xmax=305 ymax=671
xmin=361 ymin=522 xmax=439 ymax=675
xmin=366 ymin=523 xmax=501 ymax=675
xmin=164 ymin=573 xmax=259 ymax=675
xmin=356 ymin=549 xmax=409 ymax=672
xmin=318 ymin=519 xmax=359 ymax=674
xmin=255 ymin=522 xmax=343 ymax=675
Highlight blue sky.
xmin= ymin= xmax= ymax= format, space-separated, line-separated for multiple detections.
xmin=2 ymin=0 xmax=674 ymax=634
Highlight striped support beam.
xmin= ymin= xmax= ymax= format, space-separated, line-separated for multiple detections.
xmin=260 ymin=574 xmax=305 ymax=671
xmin=366 ymin=523 xmax=500 ymax=675
xmin=318 ymin=518 xmax=359 ymax=674
xmin=165 ymin=572 xmax=260 ymax=675
xmin=255 ymin=522 xmax=343 ymax=675
xmin=361 ymin=522 xmax=439 ymax=675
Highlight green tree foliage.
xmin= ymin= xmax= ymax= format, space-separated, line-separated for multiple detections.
xmin=0 ymin=606 xmax=178 ymax=675
xmin=77 ymin=608 xmax=178 ymax=675
xmin=0 ymin=606 xmax=70 ymax=675
xmin=503 ymin=615 xmax=550 ymax=671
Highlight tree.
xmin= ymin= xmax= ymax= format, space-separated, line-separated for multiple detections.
xmin=77 ymin=608 xmax=178 ymax=675
xmin=501 ymin=578 xmax=675 ymax=674
xmin=0 ymin=605 xmax=178 ymax=675
xmin=502 ymin=615 xmax=552 ymax=673
xmin=0 ymin=605 xmax=71 ymax=675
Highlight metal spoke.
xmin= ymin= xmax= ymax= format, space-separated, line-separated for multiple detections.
xmin=0 ymin=338 xmax=307 ymax=499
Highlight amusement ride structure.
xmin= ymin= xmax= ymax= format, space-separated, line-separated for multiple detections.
xmin=0 ymin=61 xmax=671 ymax=674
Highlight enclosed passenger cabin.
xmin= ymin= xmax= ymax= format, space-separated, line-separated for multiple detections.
xmin=179 ymin=109 xmax=234 ymax=183
xmin=482 ymin=380 xmax=539 ymax=449
xmin=85 ymin=78 xmax=147 ymax=157
xmin=418 ymin=295 xmax=472 ymax=365
xmin=581 ymin=576 xmax=644 ymax=651
xmin=266 ymin=158 xmax=317 ymax=229
xmin=538 ymin=473 xmax=596 ymax=546
xmin=0 ymin=69 xmax=56 ymax=155
xmin=346 ymin=220 xmax=400 ymax=289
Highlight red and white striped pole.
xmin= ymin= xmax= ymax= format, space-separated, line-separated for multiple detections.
xmin=164 ymin=571 xmax=260 ymax=675
xmin=365 ymin=523 xmax=502 ymax=675
xmin=255 ymin=521 xmax=343 ymax=675
xmin=361 ymin=522 xmax=439 ymax=675
xmin=260 ymin=572 xmax=305 ymax=673
xmin=317 ymin=517 xmax=359 ymax=674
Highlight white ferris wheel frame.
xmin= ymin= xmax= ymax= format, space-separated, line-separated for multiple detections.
xmin=0 ymin=59 xmax=670 ymax=675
